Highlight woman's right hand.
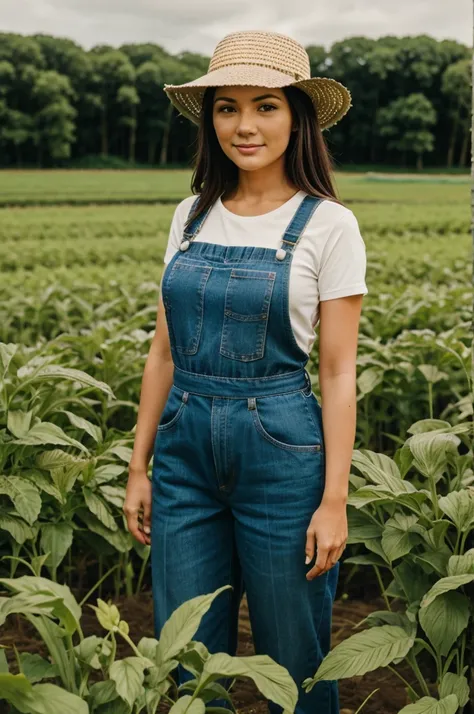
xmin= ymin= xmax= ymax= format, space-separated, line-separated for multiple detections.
xmin=123 ymin=467 xmax=152 ymax=546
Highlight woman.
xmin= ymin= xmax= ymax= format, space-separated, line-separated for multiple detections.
xmin=124 ymin=30 xmax=368 ymax=714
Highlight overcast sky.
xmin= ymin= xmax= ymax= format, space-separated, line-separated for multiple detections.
xmin=1 ymin=0 xmax=472 ymax=55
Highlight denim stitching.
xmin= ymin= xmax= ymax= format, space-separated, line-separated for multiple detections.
xmin=220 ymin=270 xmax=276 ymax=362
xmin=173 ymin=265 xmax=212 ymax=355
xmin=157 ymin=401 xmax=186 ymax=431
xmin=251 ymin=404 xmax=321 ymax=453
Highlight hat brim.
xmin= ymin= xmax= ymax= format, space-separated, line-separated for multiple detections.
xmin=164 ymin=64 xmax=352 ymax=130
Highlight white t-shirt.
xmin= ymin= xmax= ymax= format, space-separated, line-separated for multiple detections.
xmin=162 ymin=190 xmax=368 ymax=356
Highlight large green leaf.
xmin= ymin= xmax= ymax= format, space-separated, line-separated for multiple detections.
xmin=0 ymin=475 xmax=41 ymax=525
xmin=0 ymin=592 xmax=62 ymax=627
xmin=169 ymin=695 xmax=205 ymax=714
xmin=409 ymin=433 xmax=460 ymax=483
xmin=0 ymin=576 xmax=82 ymax=634
xmin=25 ymin=682 xmax=89 ymax=714
xmin=422 ymin=522 xmax=450 ymax=551
xmin=62 ymin=410 xmax=103 ymax=443
xmin=420 ymin=574 xmax=474 ymax=608
xmin=178 ymin=641 xmax=210 ymax=678
xmin=307 ymin=625 xmax=415 ymax=683
xmin=25 ymin=470 xmax=62 ymax=503
xmin=0 ymin=342 xmax=18 ymax=374
xmin=93 ymin=463 xmax=127 ymax=485
xmin=393 ymin=560 xmax=434 ymax=604
xmin=137 ymin=637 xmax=159 ymax=661
xmin=50 ymin=462 xmax=85 ymax=496
xmin=88 ymin=679 xmax=119 ymax=707
xmin=407 ymin=419 xmax=452 ymax=435
xmin=438 ymin=491 xmax=474 ymax=532
xmin=419 ymin=591 xmax=469 ymax=655
xmin=156 ymin=586 xmax=231 ymax=663
xmin=7 ymin=410 xmax=33 ymax=438
xmin=36 ymin=449 xmax=86 ymax=470
xmin=40 ymin=523 xmax=74 ymax=570
xmin=20 ymin=364 xmax=115 ymax=398
xmin=18 ymin=653 xmax=58 ymax=683
xmin=110 ymin=657 xmax=146 ymax=708
xmin=100 ymin=485 xmax=126 ymax=509
xmin=83 ymin=488 xmax=117 ymax=531
xmin=0 ymin=674 xmax=88 ymax=714
xmin=13 ymin=421 xmax=89 ymax=454
xmin=447 ymin=549 xmax=474 ymax=576
xmin=361 ymin=610 xmax=416 ymax=637
xmin=346 ymin=509 xmax=383 ymax=543
xmin=397 ymin=694 xmax=459 ymax=714
xmin=74 ymin=636 xmax=111 ymax=670
xmin=77 ymin=509 xmax=131 ymax=553
xmin=413 ymin=550 xmax=450 ymax=578
xmin=381 ymin=514 xmax=424 ymax=562
xmin=0 ymin=514 xmax=35 ymax=544
xmin=202 ymin=653 xmax=298 ymax=713
xmin=439 ymin=673 xmax=470 ymax=707
xmin=351 ymin=450 xmax=404 ymax=491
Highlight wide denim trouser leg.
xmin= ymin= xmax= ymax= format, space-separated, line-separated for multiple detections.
xmin=151 ymin=390 xmax=339 ymax=714
xmin=151 ymin=402 xmax=244 ymax=709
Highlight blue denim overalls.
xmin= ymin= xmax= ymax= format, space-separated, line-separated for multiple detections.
xmin=151 ymin=194 xmax=339 ymax=714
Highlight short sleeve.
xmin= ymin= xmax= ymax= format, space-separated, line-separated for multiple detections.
xmin=163 ymin=204 xmax=183 ymax=265
xmin=318 ymin=212 xmax=368 ymax=301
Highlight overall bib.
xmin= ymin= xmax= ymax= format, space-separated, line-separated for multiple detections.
xmin=151 ymin=194 xmax=339 ymax=714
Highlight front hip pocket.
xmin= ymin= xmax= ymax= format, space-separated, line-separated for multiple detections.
xmin=164 ymin=262 xmax=212 ymax=355
xmin=249 ymin=391 xmax=323 ymax=452
xmin=220 ymin=268 xmax=276 ymax=362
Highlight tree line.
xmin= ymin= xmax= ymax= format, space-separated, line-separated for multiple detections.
xmin=0 ymin=31 xmax=470 ymax=169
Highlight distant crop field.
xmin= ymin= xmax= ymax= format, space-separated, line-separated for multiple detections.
xmin=0 ymin=168 xmax=470 ymax=207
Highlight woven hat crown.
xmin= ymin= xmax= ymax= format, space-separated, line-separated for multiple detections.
xmin=163 ymin=29 xmax=352 ymax=130
xmin=209 ymin=31 xmax=311 ymax=82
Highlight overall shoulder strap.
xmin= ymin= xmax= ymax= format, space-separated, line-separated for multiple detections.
xmin=282 ymin=195 xmax=324 ymax=249
xmin=182 ymin=195 xmax=213 ymax=240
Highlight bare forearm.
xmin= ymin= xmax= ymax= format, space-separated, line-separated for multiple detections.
xmin=130 ymin=347 xmax=174 ymax=470
xmin=319 ymin=370 xmax=357 ymax=505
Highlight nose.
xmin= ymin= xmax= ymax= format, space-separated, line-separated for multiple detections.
xmin=235 ymin=108 xmax=259 ymax=135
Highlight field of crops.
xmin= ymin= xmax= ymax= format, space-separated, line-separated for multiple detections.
xmin=1 ymin=170 xmax=473 ymax=714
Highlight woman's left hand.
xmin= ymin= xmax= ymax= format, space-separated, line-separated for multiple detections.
xmin=305 ymin=498 xmax=348 ymax=580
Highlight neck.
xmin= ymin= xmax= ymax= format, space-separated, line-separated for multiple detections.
xmin=226 ymin=158 xmax=298 ymax=203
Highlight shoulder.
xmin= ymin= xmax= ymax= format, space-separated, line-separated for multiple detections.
xmin=308 ymin=198 xmax=365 ymax=246
xmin=171 ymin=194 xmax=200 ymax=226
xmin=314 ymin=198 xmax=359 ymax=229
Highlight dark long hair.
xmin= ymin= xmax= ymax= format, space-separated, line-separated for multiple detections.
xmin=184 ymin=85 xmax=344 ymax=231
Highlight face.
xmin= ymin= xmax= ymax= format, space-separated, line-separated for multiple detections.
xmin=212 ymin=86 xmax=295 ymax=171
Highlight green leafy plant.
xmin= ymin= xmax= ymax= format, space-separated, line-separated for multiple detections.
xmin=303 ymin=418 xmax=474 ymax=713
xmin=0 ymin=576 xmax=298 ymax=714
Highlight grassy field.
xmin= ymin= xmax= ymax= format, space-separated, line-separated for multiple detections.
xmin=0 ymin=168 xmax=470 ymax=206
xmin=2 ymin=169 xmax=471 ymax=443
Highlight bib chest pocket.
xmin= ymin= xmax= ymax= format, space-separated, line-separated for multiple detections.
xmin=220 ymin=268 xmax=276 ymax=362
xmin=164 ymin=262 xmax=212 ymax=355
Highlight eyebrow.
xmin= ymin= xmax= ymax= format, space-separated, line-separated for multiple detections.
xmin=213 ymin=93 xmax=282 ymax=104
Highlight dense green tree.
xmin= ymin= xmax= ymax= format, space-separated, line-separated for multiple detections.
xmin=441 ymin=59 xmax=471 ymax=168
xmin=376 ymin=93 xmax=437 ymax=169
xmin=0 ymin=31 xmax=469 ymax=169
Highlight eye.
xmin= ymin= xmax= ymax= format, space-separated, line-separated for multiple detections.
xmin=217 ymin=104 xmax=277 ymax=113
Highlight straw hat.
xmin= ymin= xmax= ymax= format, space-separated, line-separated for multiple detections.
xmin=163 ymin=30 xmax=352 ymax=130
